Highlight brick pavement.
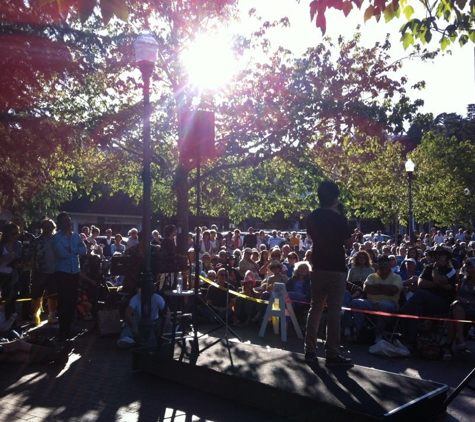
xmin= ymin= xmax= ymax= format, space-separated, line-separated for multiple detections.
xmin=1 ymin=319 xmax=474 ymax=421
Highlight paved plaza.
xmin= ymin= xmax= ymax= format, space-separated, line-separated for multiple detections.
xmin=1 ymin=319 xmax=474 ymax=422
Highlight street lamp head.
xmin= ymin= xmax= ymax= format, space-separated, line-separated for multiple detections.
xmin=134 ymin=29 xmax=158 ymax=77
xmin=134 ymin=29 xmax=158 ymax=63
xmin=405 ymin=158 xmax=415 ymax=173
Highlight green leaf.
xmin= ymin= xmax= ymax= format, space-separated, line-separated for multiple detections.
xmin=402 ymin=32 xmax=414 ymax=49
xmin=424 ymin=29 xmax=432 ymax=44
xmin=469 ymin=30 xmax=475 ymax=42
xmin=403 ymin=5 xmax=414 ymax=20
xmin=384 ymin=3 xmax=397 ymax=23
xmin=459 ymin=34 xmax=469 ymax=46
xmin=440 ymin=36 xmax=451 ymax=50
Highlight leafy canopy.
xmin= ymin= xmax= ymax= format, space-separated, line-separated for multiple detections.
xmin=309 ymin=0 xmax=475 ymax=50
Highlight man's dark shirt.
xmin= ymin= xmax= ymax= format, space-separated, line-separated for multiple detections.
xmin=419 ymin=264 xmax=457 ymax=306
xmin=243 ymin=233 xmax=257 ymax=249
xmin=206 ymin=282 xmax=233 ymax=309
xmin=307 ymin=208 xmax=351 ymax=273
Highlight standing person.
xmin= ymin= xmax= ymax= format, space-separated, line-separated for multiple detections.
xmin=243 ymin=227 xmax=258 ymax=249
xmin=30 ymin=218 xmax=58 ymax=326
xmin=160 ymin=224 xmax=177 ymax=274
xmin=0 ymin=223 xmax=22 ymax=317
xmin=304 ymin=180 xmax=353 ymax=366
xmin=127 ymin=228 xmax=139 ymax=248
xmin=97 ymin=228 xmax=114 ymax=258
xmin=52 ymin=212 xmax=87 ymax=341
xmin=111 ymin=234 xmax=126 ymax=255
xmin=10 ymin=215 xmax=36 ymax=321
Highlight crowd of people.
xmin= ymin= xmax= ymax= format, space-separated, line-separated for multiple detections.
xmin=1 ymin=199 xmax=475 ymax=364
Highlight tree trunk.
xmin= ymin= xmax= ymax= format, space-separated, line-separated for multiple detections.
xmin=175 ymin=162 xmax=189 ymax=271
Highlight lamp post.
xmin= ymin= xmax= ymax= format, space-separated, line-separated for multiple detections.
xmin=465 ymin=188 xmax=471 ymax=230
xmin=405 ymin=159 xmax=415 ymax=244
xmin=134 ymin=30 xmax=158 ymax=347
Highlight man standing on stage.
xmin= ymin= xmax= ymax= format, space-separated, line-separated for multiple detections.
xmin=304 ymin=181 xmax=353 ymax=366
xmin=52 ymin=212 xmax=87 ymax=341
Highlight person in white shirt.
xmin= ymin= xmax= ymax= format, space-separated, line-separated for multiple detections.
xmin=268 ymin=230 xmax=283 ymax=249
xmin=433 ymin=230 xmax=445 ymax=245
xmin=117 ymin=290 xmax=165 ymax=348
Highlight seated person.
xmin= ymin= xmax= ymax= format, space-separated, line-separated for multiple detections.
xmin=442 ymin=257 xmax=475 ymax=359
xmin=201 ymin=252 xmax=214 ymax=275
xmin=284 ymin=252 xmax=299 ymax=278
xmin=238 ymin=248 xmax=260 ymax=279
xmin=0 ymin=338 xmax=72 ymax=364
xmin=200 ymin=267 xmax=235 ymax=322
xmin=77 ymin=286 xmax=93 ymax=321
xmin=400 ymin=246 xmax=457 ymax=346
xmin=0 ymin=304 xmax=22 ymax=340
xmin=285 ymin=261 xmax=312 ymax=321
xmin=397 ymin=257 xmax=421 ymax=303
xmin=117 ymin=289 xmax=166 ymax=348
xmin=234 ymin=271 xmax=259 ymax=326
xmin=342 ymin=281 xmax=364 ymax=338
xmin=251 ymin=260 xmax=289 ymax=323
xmin=347 ymin=251 xmax=375 ymax=287
xmin=346 ymin=255 xmax=402 ymax=342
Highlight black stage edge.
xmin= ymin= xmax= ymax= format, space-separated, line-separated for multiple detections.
xmin=132 ymin=340 xmax=448 ymax=422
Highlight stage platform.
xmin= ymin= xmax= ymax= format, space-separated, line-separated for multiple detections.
xmin=132 ymin=338 xmax=449 ymax=421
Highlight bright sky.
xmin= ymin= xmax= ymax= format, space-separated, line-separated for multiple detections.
xmin=238 ymin=0 xmax=475 ymax=118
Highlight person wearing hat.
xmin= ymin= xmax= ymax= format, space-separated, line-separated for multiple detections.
xmin=304 ymin=180 xmax=353 ymax=366
xmin=251 ymin=260 xmax=289 ymax=324
xmin=400 ymin=245 xmax=458 ymax=347
xmin=346 ymin=255 xmax=403 ymax=343
xmin=238 ymin=247 xmax=260 ymax=278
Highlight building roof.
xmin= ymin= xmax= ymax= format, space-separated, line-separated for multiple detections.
xmin=60 ymin=192 xmax=142 ymax=216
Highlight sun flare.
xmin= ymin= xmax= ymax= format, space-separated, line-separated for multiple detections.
xmin=182 ymin=33 xmax=237 ymax=91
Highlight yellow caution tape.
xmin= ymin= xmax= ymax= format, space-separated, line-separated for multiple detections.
xmin=199 ymin=275 xmax=269 ymax=304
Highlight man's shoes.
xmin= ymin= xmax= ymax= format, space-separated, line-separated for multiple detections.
xmin=304 ymin=351 xmax=318 ymax=363
xmin=52 ymin=347 xmax=70 ymax=365
xmin=117 ymin=336 xmax=136 ymax=349
xmin=325 ymin=354 xmax=352 ymax=367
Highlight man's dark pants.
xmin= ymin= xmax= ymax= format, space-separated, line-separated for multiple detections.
xmin=56 ymin=271 xmax=79 ymax=340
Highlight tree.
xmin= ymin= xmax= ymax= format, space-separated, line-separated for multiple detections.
xmin=409 ymin=129 xmax=475 ymax=226
xmin=3 ymin=1 xmax=426 ymax=248
xmin=42 ymin=0 xmax=475 ymax=50
xmin=309 ymin=0 xmax=475 ymax=50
